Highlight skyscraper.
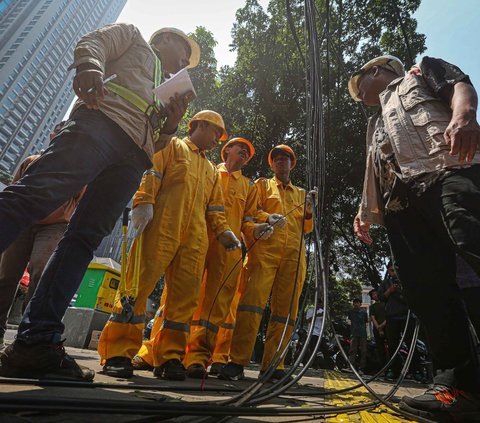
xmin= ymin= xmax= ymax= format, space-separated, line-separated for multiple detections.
xmin=0 ymin=0 xmax=126 ymax=175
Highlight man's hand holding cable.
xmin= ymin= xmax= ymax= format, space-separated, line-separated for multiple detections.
xmin=131 ymin=203 xmax=153 ymax=239
xmin=353 ymin=211 xmax=372 ymax=245
xmin=305 ymin=186 xmax=318 ymax=218
xmin=218 ymin=230 xmax=242 ymax=251
xmin=268 ymin=213 xmax=287 ymax=229
xmin=73 ymin=65 xmax=106 ymax=110
xmin=254 ymin=223 xmax=274 ymax=240
xmin=161 ymin=93 xmax=189 ymax=134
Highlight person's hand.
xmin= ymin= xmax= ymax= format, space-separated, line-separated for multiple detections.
xmin=73 ymin=69 xmax=107 ymax=110
xmin=131 ymin=204 xmax=154 ymax=238
xmin=353 ymin=211 xmax=372 ymax=245
xmin=444 ymin=114 xmax=480 ymax=163
xmin=253 ymin=223 xmax=274 ymax=240
xmin=306 ymin=186 xmax=318 ymax=215
xmin=268 ymin=213 xmax=287 ymax=229
xmin=379 ymin=329 xmax=384 ymax=337
xmin=218 ymin=230 xmax=242 ymax=251
xmin=161 ymin=93 xmax=188 ymax=134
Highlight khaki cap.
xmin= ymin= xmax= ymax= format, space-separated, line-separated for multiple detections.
xmin=348 ymin=55 xmax=404 ymax=102
xmin=149 ymin=27 xmax=200 ymax=69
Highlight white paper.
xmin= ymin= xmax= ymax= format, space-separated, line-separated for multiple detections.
xmin=152 ymin=68 xmax=196 ymax=107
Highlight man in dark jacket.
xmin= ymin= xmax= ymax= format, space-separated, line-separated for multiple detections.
xmin=350 ymin=55 xmax=480 ymax=421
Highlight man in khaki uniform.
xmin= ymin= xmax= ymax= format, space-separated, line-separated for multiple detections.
xmin=0 ymin=24 xmax=199 ymax=381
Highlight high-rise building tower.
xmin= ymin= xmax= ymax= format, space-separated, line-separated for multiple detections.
xmin=0 ymin=0 xmax=127 ymax=175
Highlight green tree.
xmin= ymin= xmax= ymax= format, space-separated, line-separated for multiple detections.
xmin=213 ymin=0 xmax=426 ymax=285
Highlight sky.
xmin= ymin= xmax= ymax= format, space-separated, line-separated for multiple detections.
xmin=116 ymin=0 xmax=270 ymax=67
xmin=116 ymin=0 xmax=479 ymax=88
xmin=413 ymin=0 xmax=480 ymax=92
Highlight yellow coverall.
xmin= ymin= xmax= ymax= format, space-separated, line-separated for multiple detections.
xmin=183 ymin=163 xmax=258 ymax=368
xmin=98 ymin=137 xmax=229 ymax=367
xmin=229 ymin=176 xmax=313 ymax=370
xmin=211 ymin=289 xmax=240 ymax=364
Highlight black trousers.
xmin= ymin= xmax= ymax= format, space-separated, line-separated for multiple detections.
xmin=384 ymin=165 xmax=480 ymax=391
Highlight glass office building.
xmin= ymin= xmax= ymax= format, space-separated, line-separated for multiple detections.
xmin=0 ymin=0 xmax=126 ymax=174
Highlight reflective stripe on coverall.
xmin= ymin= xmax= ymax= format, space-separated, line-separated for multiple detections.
xmin=228 ymin=176 xmax=313 ymax=370
xmin=183 ymin=163 xmax=257 ymax=368
xmin=98 ymin=137 xmax=229 ymax=366
xmin=211 ymin=288 xmax=241 ymax=364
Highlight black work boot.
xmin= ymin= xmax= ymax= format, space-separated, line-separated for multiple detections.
xmin=209 ymin=362 xmax=225 ymax=376
xmin=219 ymin=362 xmax=244 ymax=381
xmin=154 ymin=359 xmax=186 ymax=381
xmin=400 ymin=369 xmax=480 ymax=422
xmin=132 ymin=355 xmax=153 ymax=371
xmin=103 ymin=356 xmax=133 ymax=379
xmin=187 ymin=363 xmax=208 ymax=379
xmin=0 ymin=340 xmax=94 ymax=382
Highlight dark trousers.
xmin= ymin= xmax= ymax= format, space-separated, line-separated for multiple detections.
xmin=0 ymin=223 xmax=67 ymax=337
xmin=0 ymin=108 xmax=150 ymax=344
xmin=384 ymin=165 xmax=480 ymax=391
xmin=385 ymin=316 xmax=416 ymax=375
xmin=348 ymin=336 xmax=367 ymax=370
xmin=372 ymin=328 xmax=386 ymax=366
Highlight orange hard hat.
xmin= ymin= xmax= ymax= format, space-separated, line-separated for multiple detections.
xmin=188 ymin=110 xmax=228 ymax=141
xmin=268 ymin=144 xmax=297 ymax=169
xmin=221 ymin=138 xmax=255 ymax=163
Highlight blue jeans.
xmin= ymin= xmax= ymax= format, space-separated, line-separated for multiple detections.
xmin=0 ymin=107 xmax=150 ymax=343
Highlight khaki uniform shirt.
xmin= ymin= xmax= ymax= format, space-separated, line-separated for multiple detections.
xmin=69 ymin=23 xmax=174 ymax=161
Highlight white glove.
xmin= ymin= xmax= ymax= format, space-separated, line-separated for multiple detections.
xmin=306 ymin=186 xmax=318 ymax=212
xmin=131 ymin=203 xmax=154 ymax=238
xmin=268 ymin=213 xmax=287 ymax=229
xmin=254 ymin=223 xmax=274 ymax=240
xmin=218 ymin=230 xmax=242 ymax=251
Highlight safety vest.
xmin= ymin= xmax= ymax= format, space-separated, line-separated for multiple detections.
xmin=105 ymin=55 xmax=165 ymax=142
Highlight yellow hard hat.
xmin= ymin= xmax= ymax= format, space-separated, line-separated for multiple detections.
xmin=149 ymin=27 xmax=201 ymax=69
xmin=221 ymin=138 xmax=255 ymax=163
xmin=348 ymin=55 xmax=404 ymax=102
xmin=188 ymin=110 xmax=228 ymax=141
xmin=268 ymin=144 xmax=297 ymax=169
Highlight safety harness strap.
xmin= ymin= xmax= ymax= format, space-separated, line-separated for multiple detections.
xmin=105 ymin=56 xmax=164 ymax=140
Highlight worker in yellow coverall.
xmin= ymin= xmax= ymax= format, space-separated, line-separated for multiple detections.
xmin=220 ymin=144 xmax=315 ymax=381
xmin=208 ymin=290 xmax=241 ymax=376
xmin=183 ymin=138 xmax=274 ymax=379
xmin=98 ymin=110 xmax=241 ymax=380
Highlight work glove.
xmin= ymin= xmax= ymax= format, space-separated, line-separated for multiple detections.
xmin=218 ymin=230 xmax=242 ymax=251
xmin=306 ymin=186 xmax=318 ymax=215
xmin=131 ymin=203 xmax=154 ymax=238
xmin=268 ymin=213 xmax=287 ymax=229
xmin=253 ymin=223 xmax=274 ymax=240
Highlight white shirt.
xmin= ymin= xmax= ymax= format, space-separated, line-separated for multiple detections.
xmin=306 ymin=307 xmax=324 ymax=337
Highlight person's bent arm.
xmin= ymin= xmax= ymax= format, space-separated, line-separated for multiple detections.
xmin=445 ymin=82 xmax=480 ymax=163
